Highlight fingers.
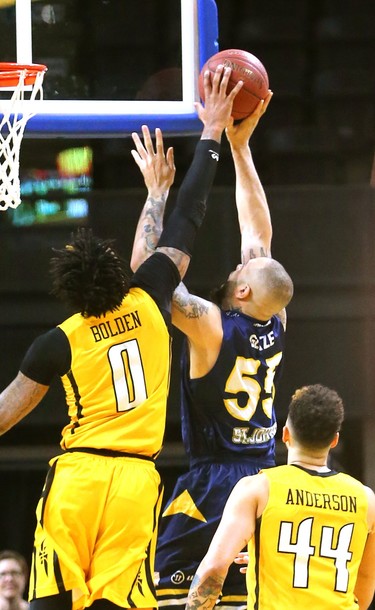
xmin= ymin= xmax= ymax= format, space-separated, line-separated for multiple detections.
xmin=234 ymin=552 xmax=249 ymax=574
xmin=219 ymin=66 xmax=243 ymax=103
xmin=212 ymin=64 xmax=229 ymax=90
xmin=251 ymin=91 xmax=272 ymax=119
xmin=234 ymin=552 xmax=249 ymax=564
xmin=227 ymin=76 xmax=244 ymax=101
xmin=131 ymin=129 xmax=147 ymax=162
xmin=130 ymin=148 xmax=142 ymax=168
xmin=202 ymin=67 xmax=212 ymax=95
xmin=166 ymin=146 xmax=175 ymax=171
xmin=261 ymin=90 xmax=273 ymax=113
xmin=208 ymin=65 xmax=243 ymax=100
xmin=132 ymin=125 xmax=167 ymax=163
xmin=155 ymin=127 xmax=165 ymax=157
xmin=202 ymin=64 xmax=228 ymax=96
xmin=131 ymin=130 xmax=142 ymax=150
xmin=141 ymin=124 xmax=156 ymax=156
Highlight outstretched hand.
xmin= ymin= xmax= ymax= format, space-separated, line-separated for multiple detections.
xmin=195 ymin=65 xmax=244 ymax=141
xmin=226 ymin=90 xmax=273 ymax=149
xmin=131 ymin=125 xmax=175 ymax=196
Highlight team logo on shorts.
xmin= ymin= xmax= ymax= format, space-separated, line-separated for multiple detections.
xmin=171 ymin=570 xmax=185 ymax=584
xmin=39 ymin=540 xmax=49 ymax=575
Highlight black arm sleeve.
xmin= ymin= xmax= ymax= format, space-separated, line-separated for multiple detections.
xmin=157 ymin=138 xmax=220 ymax=256
xmin=20 ymin=327 xmax=71 ymax=385
xmin=131 ymin=252 xmax=180 ymax=327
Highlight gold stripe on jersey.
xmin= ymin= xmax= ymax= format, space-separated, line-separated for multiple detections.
xmin=246 ymin=465 xmax=369 ymax=610
xmin=58 ymin=287 xmax=172 ymax=456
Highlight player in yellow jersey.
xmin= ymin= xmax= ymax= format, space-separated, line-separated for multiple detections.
xmin=185 ymin=384 xmax=375 ymax=610
xmin=0 ymin=66 xmax=243 ymax=610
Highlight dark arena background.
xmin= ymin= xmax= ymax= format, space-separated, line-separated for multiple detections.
xmin=0 ymin=1 xmax=374 ymax=603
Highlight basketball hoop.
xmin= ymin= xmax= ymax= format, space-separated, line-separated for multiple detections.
xmin=0 ymin=62 xmax=47 ymax=211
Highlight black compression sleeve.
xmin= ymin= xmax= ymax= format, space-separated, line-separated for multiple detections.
xmin=157 ymin=138 xmax=220 ymax=256
xmin=130 ymin=251 xmax=180 ymax=314
xmin=20 ymin=328 xmax=71 ymax=385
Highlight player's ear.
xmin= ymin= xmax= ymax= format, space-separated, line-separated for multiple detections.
xmin=330 ymin=432 xmax=339 ymax=449
xmin=234 ymin=283 xmax=250 ymax=300
xmin=282 ymin=425 xmax=290 ymax=445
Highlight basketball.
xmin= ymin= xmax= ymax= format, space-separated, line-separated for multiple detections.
xmin=198 ymin=49 xmax=269 ymax=121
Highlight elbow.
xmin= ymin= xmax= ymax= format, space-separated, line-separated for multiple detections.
xmin=130 ymin=249 xmax=147 ymax=272
xmin=199 ymin=556 xmax=230 ymax=582
xmin=130 ymin=254 xmax=139 ymax=272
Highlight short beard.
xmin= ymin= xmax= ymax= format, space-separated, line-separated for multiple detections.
xmin=210 ymin=280 xmax=235 ymax=309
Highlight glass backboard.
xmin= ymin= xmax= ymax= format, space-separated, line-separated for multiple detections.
xmin=0 ymin=0 xmax=219 ymax=135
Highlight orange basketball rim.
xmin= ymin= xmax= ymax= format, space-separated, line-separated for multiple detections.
xmin=0 ymin=62 xmax=47 ymax=87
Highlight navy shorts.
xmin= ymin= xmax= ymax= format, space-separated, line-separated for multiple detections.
xmin=155 ymin=458 xmax=274 ymax=609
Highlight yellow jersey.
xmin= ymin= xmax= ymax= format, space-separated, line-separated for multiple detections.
xmin=58 ymin=286 xmax=171 ymax=457
xmin=247 ymin=464 xmax=369 ymax=609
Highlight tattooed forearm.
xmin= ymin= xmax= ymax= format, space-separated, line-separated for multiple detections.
xmin=140 ymin=194 xmax=168 ymax=253
xmin=186 ymin=573 xmax=224 ymax=610
xmin=0 ymin=372 xmax=48 ymax=435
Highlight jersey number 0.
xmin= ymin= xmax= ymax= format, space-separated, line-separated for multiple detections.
xmin=108 ymin=339 xmax=148 ymax=411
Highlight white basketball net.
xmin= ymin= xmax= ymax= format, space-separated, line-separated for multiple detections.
xmin=0 ymin=68 xmax=45 ymax=211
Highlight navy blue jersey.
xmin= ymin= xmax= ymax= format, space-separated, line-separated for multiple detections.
xmin=181 ymin=309 xmax=285 ymax=463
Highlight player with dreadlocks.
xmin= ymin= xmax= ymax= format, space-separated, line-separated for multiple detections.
xmin=0 ymin=65 xmax=242 ymax=610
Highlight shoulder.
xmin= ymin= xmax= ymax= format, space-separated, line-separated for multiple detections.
xmin=234 ymin=472 xmax=270 ymax=518
xmin=234 ymin=471 xmax=270 ymax=498
xmin=20 ymin=327 xmax=71 ymax=382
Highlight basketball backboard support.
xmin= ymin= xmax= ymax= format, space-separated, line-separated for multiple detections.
xmin=0 ymin=0 xmax=219 ymax=136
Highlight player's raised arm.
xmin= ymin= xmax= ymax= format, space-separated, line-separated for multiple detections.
xmin=130 ymin=125 xmax=175 ymax=272
xmin=131 ymin=64 xmax=243 ymax=281
xmin=225 ymin=91 xmax=273 ymax=263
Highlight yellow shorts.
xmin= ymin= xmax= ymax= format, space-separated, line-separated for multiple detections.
xmin=28 ymin=451 xmax=163 ymax=609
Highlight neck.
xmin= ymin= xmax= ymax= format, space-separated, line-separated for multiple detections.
xmin=287 ymin=448 xmax=330 ymax=472
xmin=227 ymin=301 xmax=270 ymax=322
xmin=3 ymin=598 xmax=28 ymax=610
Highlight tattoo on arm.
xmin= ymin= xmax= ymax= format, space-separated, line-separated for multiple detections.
xmin=140 ymin=194 xmax=168 ymax=254
xmin=186 ymin=574 xmax=224 ymax=610
xmin=248 ymin=246 xmax=269 ymax=260
xmin=0 ymin=373 xmax=48 ymax=435
xmin=156 ymin=247 xmax=189 ymax=279
xmin=173 ymin=288 xmax=210 ymax=319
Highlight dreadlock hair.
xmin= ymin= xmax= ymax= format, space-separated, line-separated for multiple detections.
xmin=50 ymin=228 xmax=130 ymax=318
xmin=288 ymin=384 xmax=344 ymax=449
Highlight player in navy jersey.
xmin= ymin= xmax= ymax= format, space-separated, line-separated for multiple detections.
xmin=0 ymin=66 xmax=242 ymax=610
xmin=131 ymin=92 xmax=294 ymax=610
